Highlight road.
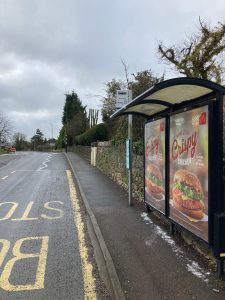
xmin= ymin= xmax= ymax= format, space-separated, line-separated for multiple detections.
xmin=0 ymin=152 xmax=106 ymax=300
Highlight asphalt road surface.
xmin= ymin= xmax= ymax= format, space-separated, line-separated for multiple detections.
xmin=0 ymin=152 xmax=104 ymax=300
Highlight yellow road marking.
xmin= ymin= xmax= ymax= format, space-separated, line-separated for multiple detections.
xmin=0 ymin=236 xmax=49 ymax=291
xmin=0 ymin=239 xmax=10 ymax=267
xmin=12 ymin=201 xmax=38 ymax=221
xmin=0 ymin=202 xmax=18 ymax=221
xmin=41 ymin=201 xmax=64 ymax=219
xmin=66 ymin=170 xmax=97 ymax=300
xmin=0 ymin=201 xmax=64 ymax=221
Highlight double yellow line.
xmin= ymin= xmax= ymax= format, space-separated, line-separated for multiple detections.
xmin=66 ymin=170 xmax=97 ymax=300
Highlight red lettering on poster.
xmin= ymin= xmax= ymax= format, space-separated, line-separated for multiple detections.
xmin=150 ymin=138 xmax=159 ymax=155
xmin=160 ymin=122 xmax=165 ymax=132
xmin=172 ymin=132 xmax=198 ymax=160
xmin=146 ymin=138 xmax=159 ymax=156
xmin=199 ymin=112 xmax=206 ymax=125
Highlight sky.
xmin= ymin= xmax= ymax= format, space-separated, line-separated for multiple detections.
xmin=0 ymin=0 xmax=224 ymax=140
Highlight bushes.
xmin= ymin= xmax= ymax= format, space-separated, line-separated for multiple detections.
xmin=0 ymin=148 xmax=7 ymax=154
xmin=133 ymin=140 xmax=144 ymax=155
xmin=75 ymin=123 xmax=108 ymax=146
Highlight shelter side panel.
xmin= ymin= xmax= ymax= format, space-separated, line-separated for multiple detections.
xmin=169 ymin=106 xmax=209 ymax=242
xmin=145 ymin=118 xmax=166 ymax=214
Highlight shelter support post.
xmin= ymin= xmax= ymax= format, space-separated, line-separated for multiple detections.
xmin=128 ymin=115 xmax=133 ymax=206
xmin=169 ymin=223 xmax=175 ymax=235
xmin=216 ymin=259 xmax=224 ymax=278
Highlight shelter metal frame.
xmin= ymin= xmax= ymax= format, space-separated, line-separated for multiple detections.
xmin=111 ymin=77 xmax=225 ymax=276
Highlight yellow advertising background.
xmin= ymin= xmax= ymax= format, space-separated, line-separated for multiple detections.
xmin=169 ymin=106 xmax=208 ymax=242
xmin=145 ymin=118 xmax=166 ymax=213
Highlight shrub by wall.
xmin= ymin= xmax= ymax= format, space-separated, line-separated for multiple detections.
xmin=75 ymin=123 xmax=108 ymax=146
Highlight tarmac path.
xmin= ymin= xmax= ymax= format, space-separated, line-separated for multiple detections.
xmin=0 ymin=152 xmax=103 ymax=300
xmin=66 ymin=151 xmax=225 ymax=300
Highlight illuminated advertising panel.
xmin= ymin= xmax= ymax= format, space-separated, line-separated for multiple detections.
xmin=223 ymin=96 xmax=225 ymax=205
xmin=145 ymin=118 xmax=166 ymax=214
xmin=170 ymin=106 xmax=209 ymax=241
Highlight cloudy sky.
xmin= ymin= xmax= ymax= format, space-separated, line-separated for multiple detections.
xmin=0 ymin=0 xmax=224 ymax=140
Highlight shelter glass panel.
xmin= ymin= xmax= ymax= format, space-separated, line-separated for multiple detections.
xmin=169 ymin=106 xmax=209 ymax=242
xmin=145 ymin=118 xmax=166 ymax=214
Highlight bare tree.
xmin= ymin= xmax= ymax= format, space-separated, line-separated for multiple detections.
xmin=12 ymin=132 xmax=28 ymax=150
xmin=101 ymin=78 xmax=125 ymax=121
xmin=0 ymin=113 xmax=12 ymax=145
xmin=158 ymin=18 xmax=225 ymax=83
xmin=121 ymin=58 xmax=131 ymax=88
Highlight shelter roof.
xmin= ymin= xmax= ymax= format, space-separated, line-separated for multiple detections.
xmin=111 ymin=77 xmax=225 ymax=118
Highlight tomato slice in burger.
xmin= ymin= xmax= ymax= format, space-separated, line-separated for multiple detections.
xmin=172 ymin=188 xmax=182 ymax=196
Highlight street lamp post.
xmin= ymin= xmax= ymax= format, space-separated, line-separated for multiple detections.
xmin=49 ymin=122 xmax=53 ymax=152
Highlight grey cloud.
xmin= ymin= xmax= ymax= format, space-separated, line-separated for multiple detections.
xmin=0 ymin=0 xmax=224 ymax=139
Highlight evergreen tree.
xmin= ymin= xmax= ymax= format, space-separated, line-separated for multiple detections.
xmin=57 ymin=127 xmax=66 ymax=148
xmin=31 ymin=129 xmax=45 ymax=150
xmin=61 ymin=91 xmax=89 ymax=145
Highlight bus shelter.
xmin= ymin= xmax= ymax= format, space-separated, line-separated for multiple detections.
xmin=111 ymin=77 xmax=225 ymax=274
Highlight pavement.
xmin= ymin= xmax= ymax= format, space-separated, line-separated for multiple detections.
xmin=66 ymin=151 xmax=225 ymax=300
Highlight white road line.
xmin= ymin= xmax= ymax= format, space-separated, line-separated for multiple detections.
xmin=14 ymin=170 xmax=34 ymax=172
xmin=1 ymin=176 xmax=8 ymax=180
xmin=38 ymin=157 xmax=52 ymax=171
xmin=11 ymin=170 xmax=47 ymax=172
xmin=11 ymin=171 xmax=16 ymax=174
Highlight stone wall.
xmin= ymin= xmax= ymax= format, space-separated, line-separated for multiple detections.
xmin=71 ymin=145 xmax=91 ymax=163
xmin=71 ymin=143 xmax=144 ymax=201
xmin=96 ymin=142 xmax=144 ymax=202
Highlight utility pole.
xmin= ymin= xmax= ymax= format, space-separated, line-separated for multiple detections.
xmin=128 ymin=96 xmax=133 ymax=206
xmin=50 ymin=122 xmax=53 ymax=152
xmin=116 ymin=90 xmax=133 ymax=206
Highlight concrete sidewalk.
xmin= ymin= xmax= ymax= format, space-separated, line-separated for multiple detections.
xmin=66 ymin=151 xmax=225 ymax=300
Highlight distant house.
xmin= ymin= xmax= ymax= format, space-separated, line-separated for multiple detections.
xmin=48 ymin=138 xmax=56 ymax=146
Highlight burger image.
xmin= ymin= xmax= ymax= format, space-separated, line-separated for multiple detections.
xmin=146 ymin=164 xmax=164 ymax=199
xmin=172 ymin=169 xmax=204 ymax=220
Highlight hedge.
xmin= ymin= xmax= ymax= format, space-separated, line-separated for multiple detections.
xmin=75 ymin=123 xmax=108 ymax=146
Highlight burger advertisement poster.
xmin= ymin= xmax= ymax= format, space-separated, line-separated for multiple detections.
xmin=145 ymin=118 xmax=166 ymax=213
xmin=170 ymin=106 xmax=209 ymax=241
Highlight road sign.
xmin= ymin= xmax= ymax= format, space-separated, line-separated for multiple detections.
xmin=116 ymin=90 xmax=132 ymax=109
xmin=126 ymin=139 xmax=131 ymax=169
